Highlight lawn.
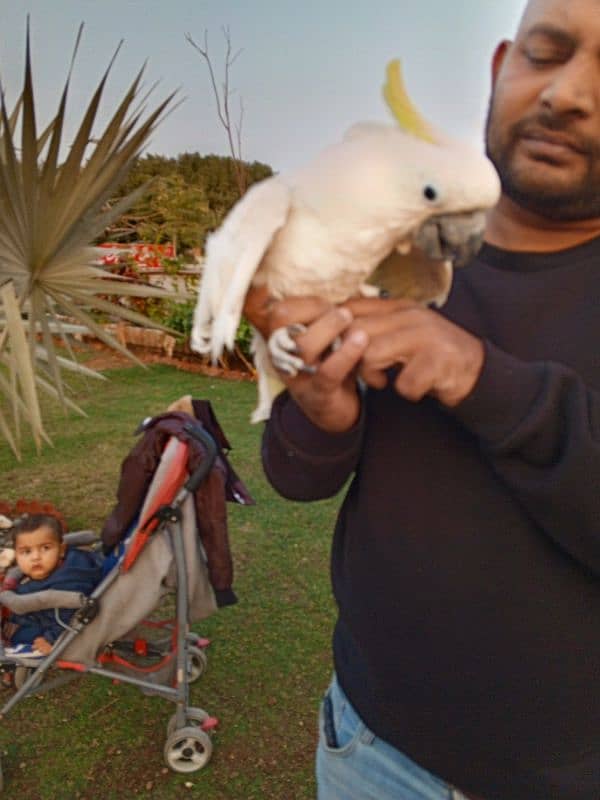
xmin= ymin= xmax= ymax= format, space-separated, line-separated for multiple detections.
xmin=0 ymin=363 xmax=344 ymax=800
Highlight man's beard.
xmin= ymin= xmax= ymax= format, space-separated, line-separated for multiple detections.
xmin=485 ymin=100 xmax=600 ymax=221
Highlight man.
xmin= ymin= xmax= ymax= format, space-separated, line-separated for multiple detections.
xmin=251 ymin=0 xmax=600 ymax=797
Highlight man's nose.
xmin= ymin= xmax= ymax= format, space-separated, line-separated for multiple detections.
xmin=540 ymin=55 xmax=597 ymax=117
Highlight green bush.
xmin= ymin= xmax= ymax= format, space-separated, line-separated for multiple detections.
xmin=151 ymin=299 xmax=196 ymax=336
xmin=235 ymin=317 xmax=254 ymax=359
xmin=148 ymin=300 xmax=254 ymax=361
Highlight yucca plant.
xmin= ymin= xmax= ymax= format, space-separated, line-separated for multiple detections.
xmin=0 ymin=23 xmax=186 ymax=459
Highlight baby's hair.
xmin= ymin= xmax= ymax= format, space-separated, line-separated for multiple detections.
xmin=11 ymin=514 xmax=64 ymax=547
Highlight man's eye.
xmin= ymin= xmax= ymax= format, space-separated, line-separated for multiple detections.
xmin=523 ymin=41 xmax=571 ymax=66
xmin=526 ymin=49 xmax=560 ymax=64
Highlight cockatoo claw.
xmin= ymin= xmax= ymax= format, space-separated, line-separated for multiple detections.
xmin=268 ymin=324 xmax=309 ymax=375
xmin=286 ymin=322 xmax=307 ymax=338
xmin=298 ymin=363 xmax=318 ymax=375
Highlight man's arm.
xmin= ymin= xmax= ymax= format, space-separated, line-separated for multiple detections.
xmin=341 ymin=297 xmax=600 ymax=574
xmin=254 ymin=290 xmax=600 ymax=574
xmin=345 ymin=297 xmax=600 ymax=575
xmin=262 ymin=389 xmax=365 ymax=501
xmin=452 ymin=341 xmax=600 ymax=576
xmin=246 ymin=291 xmax=368 ymax=500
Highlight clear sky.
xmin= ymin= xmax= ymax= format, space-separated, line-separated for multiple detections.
xmin=0 ymin=1 xmax=525 ymax=172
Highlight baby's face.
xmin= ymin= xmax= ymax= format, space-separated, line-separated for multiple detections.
xmin=14 ymin=526 xmax=65 ymax=581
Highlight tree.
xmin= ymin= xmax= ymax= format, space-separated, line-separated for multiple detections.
xmin=105 ymin=152 xmax=273 ymax=251
xmin=185 ymin=27 xmax=248 ymax=198
xmin=113 ymin=172 xmax=209 ymax=255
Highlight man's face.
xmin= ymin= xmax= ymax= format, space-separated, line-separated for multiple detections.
xmin=485 ymin=0 xmax=600 ymax=221
xmin=15 ymin=526 xmax=65 ymax=581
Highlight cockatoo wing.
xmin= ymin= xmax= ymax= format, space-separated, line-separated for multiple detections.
xmin=191 ymin=176 xmax=292 ymax=361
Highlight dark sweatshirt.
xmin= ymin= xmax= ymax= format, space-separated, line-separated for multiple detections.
xmin=261 ymin=236 xmax=600 ymax=800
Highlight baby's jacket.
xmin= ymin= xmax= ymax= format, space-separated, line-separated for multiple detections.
xmin=10 ymin=547 xmax=103 ymax=645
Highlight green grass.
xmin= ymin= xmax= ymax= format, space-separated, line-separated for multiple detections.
xmin=0 ymin=365 xmax=343 ymax=799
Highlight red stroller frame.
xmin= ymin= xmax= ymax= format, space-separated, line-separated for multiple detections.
xmin=0 ymin=421 xmax=221 ymax=788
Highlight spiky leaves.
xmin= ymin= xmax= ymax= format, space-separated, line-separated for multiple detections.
xmin=0 ymin=24 xmax=182 ymax=458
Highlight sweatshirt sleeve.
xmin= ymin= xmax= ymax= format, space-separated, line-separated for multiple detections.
xmin=452 ymin=339 xmax=600 ymax=575
xmin=261 ymin=391 xmax=365 ymax=501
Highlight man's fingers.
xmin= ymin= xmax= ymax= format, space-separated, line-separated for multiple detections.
xmin=392 ymin=353 xmax=438 ymax=402
xmin=348 ymin=308 xmax=426 ymax=341
xmin=313 ymin=328 xmax=369 ymax=388
xmin=342 ymin=297 xmax=419 ymax=317
xmin=359 ymin=362 xmax=395 ymax=389
xmin=284 ymin=324 xmax=368 ymax=434
xmin=292 ymin=307 xmax=355 ymax=365
xmin=270 ymin=296 xmax=334 ymax=329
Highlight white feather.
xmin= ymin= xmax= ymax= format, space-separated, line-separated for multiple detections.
xmin=191 ymin=177 xmax=291 ymax=361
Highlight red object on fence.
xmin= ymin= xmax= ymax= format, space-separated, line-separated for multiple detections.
xmin=98 ymin=242 xmax=175 ymax=269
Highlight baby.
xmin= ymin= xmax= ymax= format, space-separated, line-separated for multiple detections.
xmin=5 ymin=514 xmax=102 ymax=657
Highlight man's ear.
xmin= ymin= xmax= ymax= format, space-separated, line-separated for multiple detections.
xmin=491 ymin=40 xmax=512 ymax=86
xmin=60 ymin=541 xmax=67 ymax=558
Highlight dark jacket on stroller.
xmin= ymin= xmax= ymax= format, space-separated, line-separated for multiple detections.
xmin=101 ymin=402 xmax=254 ymax=608
xmin=10 ymin=547 xmax=103 ymax=645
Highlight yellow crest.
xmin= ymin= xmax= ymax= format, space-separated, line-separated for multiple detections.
xmin=383 ymin=59 xmax=437 ymax=144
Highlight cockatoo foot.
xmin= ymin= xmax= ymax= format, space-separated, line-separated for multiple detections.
xmin=269 ymin=324 xmax=315 ymax=375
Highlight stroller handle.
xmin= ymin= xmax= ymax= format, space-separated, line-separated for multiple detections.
xmin=183 ymin=422 xmax=218 ymax=492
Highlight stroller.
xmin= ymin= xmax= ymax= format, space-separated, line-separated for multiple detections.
xmin=0 ymin=407 xmax=251 ymax=791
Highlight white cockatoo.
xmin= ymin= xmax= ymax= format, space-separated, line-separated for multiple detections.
xmin=191 ymin=60 xmax=501 ymax=421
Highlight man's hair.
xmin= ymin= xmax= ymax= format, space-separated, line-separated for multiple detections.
xmin=11 ymin=514 xmax=64 ymax=547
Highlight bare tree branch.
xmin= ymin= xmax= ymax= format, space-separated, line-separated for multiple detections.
xmin=186 ymin=26 xmax=248 ymax=196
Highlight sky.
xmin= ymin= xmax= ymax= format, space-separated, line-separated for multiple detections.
xmin=0 ymin=1 xmax=526 ymax=173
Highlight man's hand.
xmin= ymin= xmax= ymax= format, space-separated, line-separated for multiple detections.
xmin=244 ymin=288 xmax=368 ymax=432
xmin=242 ymin=288 xmax=483 ymax=432
xmin=344 ymin=297 xmax=484 ymax=407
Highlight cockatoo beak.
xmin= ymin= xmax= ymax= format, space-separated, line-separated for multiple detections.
xmin=366 ymin=209 xmax=487 ymax=307
xmin=413 ymin=210 xmax=487 ymax=268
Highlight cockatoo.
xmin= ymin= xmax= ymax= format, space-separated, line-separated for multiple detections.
xmin=191 ymin=60 xmax=500 ymax=422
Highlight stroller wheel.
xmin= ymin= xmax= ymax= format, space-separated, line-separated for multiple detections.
xmin=164 ymin=726 xmax=213 ymax=773
xmin=166 ymin=707 xmax=209 ymax=737
xmin=187 ymin=647 xmax=208 ymax=683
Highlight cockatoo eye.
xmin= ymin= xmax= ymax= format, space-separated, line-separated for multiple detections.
xmin=423 ymin=184 xmax=439 ymax=203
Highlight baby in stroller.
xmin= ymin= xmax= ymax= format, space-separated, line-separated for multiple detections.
xmin=0 ymin=398 xmax=253 ymax=788
xmin=4 ymin=514 xmax=102 ymax=658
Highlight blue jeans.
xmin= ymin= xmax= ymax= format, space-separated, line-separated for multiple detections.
xmin=316 ymin=675 xmax=472 ymax=800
